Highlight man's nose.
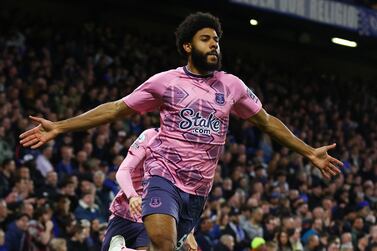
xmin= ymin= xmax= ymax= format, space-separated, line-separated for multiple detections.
xmin=210 ymin=40 xmax=218 ymax=50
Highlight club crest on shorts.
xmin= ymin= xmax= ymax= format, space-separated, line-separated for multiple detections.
xmin=149 ymin=197 xmax=162 ymax=208
xmin=215 ymin=93 xmax=225 ymax=105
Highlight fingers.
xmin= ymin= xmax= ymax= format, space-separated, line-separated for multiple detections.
xmin=20 ymin=134 xmax=35 ymax=145
xmin=130 ymin=208 xmax=136 ymax=218
xmin=319 ymin=167 xmax=331 ymax=179
xmin=29 ymin=115 xmax=44 ymax=124
xmin=330 ymin=156 xmax=344 ymax=167
xmin=320 ymin=162 xmax=342 ymax=180
xmin=135 ymin=201 xmax=142 ymax=215
xmin=21 ymin=135 xmax=45 ymax=149
xmin=31 ymin=141 xmax=44 ymax=149
xmin=22 ymin=137 xmax=39 ymax=148
xmin=326 ymin=164 xmax=338 ymax=176
xmin=328 ymin=162 xmax=341 ymax=174
xmin=130 ymin=199 xmax=142 ymax=217
xmin=20 ymin=133 xmax=39 ymax=145
xmin=20 ymin=116 xmax=44 ymax=140
xmin=19 ymin=130 xmax=31 ymax=139
xmin=129 ymin=203 xmax=137 ymax=218
xmin=130 ymin=207 xmax=136 ymax=217
xmin=130 ymin=208 xmax=141 ymax=218
xmin=325 ymin=143 xmax=336 ymax=151
xmin=321 ymin=169 xmax=331 ymax=180
xmin=20 ymin=125 xmax=41 ymax=139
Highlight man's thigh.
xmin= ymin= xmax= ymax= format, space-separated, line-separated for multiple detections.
xmin=142 ymin=176 xmax=181 ymax=246
xmin=142 ymin=176 xmax=206 ymax=249
xmin=143 ymin=213 xmax=177 ymax=245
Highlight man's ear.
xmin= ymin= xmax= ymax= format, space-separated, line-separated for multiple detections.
xmin=183 ymin=42 xmax=192 ymax=54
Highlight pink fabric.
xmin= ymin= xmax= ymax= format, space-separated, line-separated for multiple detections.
xmin=121 ymin=248 xmax=146 ymax=251
xmin=123 ymin=67 xmax=262 ymax=196
xmin=110 ymin=128 xmax=158 ymax=222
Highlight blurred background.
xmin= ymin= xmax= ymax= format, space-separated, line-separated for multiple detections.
xmin=0 ymin=0 xmax=377 ymax=251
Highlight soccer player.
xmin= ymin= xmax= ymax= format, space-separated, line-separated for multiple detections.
xmin=103 ymin=128 xmax=157 ymax=251
xmin=20 ymin=12 xmax=342 ymax=251
xmin=103 ymin=128 xmax=197 ymax=251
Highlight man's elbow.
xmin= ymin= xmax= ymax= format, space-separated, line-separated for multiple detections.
xmin=255 ymin=114 xmax=272 ymax=132
xmin=113 ymin=99 xmax=132 ymax=119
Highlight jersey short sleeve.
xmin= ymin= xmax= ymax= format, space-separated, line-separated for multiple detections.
xmin=123 ymin=72 xmax=167 ymax=113
xmin=231 ymin=77 xmax=262 ymax=119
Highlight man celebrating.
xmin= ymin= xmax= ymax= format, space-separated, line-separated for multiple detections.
xmin=20 ymin=12 xmax=342 ymax=251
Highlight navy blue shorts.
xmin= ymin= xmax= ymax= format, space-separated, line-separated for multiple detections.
xmin=101 ymin=215 xmax=149 ymax=250
xmin=142 ymin=176 xmax=206 ymax=248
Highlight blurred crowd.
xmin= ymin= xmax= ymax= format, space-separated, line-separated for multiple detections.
xmin=0 ymin=10 xmax=377 ymax=251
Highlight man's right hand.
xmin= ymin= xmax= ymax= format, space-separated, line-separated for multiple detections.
xmin=129 ymin=196 xmax=142 ymax=218
xmin=19 ymin=116 xmax=59 ymax=149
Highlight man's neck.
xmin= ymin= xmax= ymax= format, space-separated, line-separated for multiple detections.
xmin=186 ymin=62 xmax=212 ymax=76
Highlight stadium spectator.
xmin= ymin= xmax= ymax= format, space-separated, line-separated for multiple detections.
xmin=5 ymin=214 xmax=30 ymax=251
xmin=49 ymin=238 xmax=67 ymax=251
xmin=28 ymin=206 xmax=54 ymax=251
xmin=196 ymin=216 xmax=215 ymax=251
xmin=215 ymin=234 xmax=235 ymax=251
xmin=35 ymin=145 xmax=54 ymax=177
xmin=74 ymin=191 xmax=104 ymax=223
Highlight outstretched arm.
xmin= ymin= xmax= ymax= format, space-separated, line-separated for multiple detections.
xmin=56 ymin=99 xmax=134 ymax=132
xmin=248 ymin=108 xmax=343 ymax=178
xmin=20 ymin=99 xmax=135 ymax=149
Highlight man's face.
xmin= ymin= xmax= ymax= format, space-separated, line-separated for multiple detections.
xmin=19 ymin=167 xmax=30 ymax=180
xmin=16 ymin=216 xmax=29 ymax=231
xmin=41 ymin=211 xmax=52 ymax=224
xmin=253 ymin=208 xmax=264 ymax=222
xmin=309 ymin=235 xmax=320 ymax=249
xmin=328 ymin=238 xmax=340 ymax=251
xmin=231 ymin=214 xmax=240 ymax=224
xmin=22 ymin=203 xmax=33 ymax=217
xmin=189 ymin=28 xmax=221 ymax=72
xmin=226 ymin=236 xmax=235 ymax=251
xmin=47 ymin=171 xmax=58 ymax=186
xmin=313 ymin=219 xmax=323 ymax=232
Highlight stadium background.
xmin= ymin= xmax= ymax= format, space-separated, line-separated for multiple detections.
xmin=0 ymin=0 xmax=377 ymax=250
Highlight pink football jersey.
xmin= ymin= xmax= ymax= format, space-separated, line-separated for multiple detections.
xmin=123 ymin=67 xmax=261 ymax=196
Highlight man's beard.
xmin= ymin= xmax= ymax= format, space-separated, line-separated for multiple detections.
xmin=191 ymin=46 xmax=222 ymax=72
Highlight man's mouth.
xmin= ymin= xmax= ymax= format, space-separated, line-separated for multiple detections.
xmin=207 ymin=51 xmax=218 ymax=57
xmin=207 ymin=54 xmax=218 ymax=59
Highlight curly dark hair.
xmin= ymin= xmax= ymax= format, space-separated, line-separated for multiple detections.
xmin=175 ymin=12 xmax=223 ymax=56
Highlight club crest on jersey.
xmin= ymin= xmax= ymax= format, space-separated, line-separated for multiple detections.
xmin=149 ymin=197 xmax=162 ymax=208
xmin=215 ymin=93 xmax=225 ymax=105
